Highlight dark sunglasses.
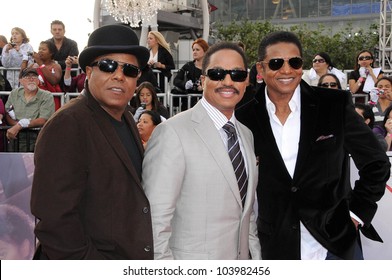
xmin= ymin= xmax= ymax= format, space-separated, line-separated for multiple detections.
xmin=312 ymin=58 xmax=325 ymax=63
xmin=90 ymin=59 xmax=140 ymax=78
xmin=206 ymin=69 xmax=248 ymax=82
xmin=261 ymin=57 xmax=303 ymax=71
xmin=358 ymin=55 xmax=373 ymax=61
xmin=321 ymin=82 xmax=338 ymax=88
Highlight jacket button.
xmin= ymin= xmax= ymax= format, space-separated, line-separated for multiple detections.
xmin=142 ymin=207 xmax=149 ymax=214
xmin=144 ymin=245 xmax=151 ymax=252
xmin=291 ymin=186 xmax=298 ymax=192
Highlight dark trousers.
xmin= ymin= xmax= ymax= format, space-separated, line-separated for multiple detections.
xmin=326 ymin=234 xmax=364 ymax=260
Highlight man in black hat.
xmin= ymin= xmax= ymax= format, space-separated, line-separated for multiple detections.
xmin=31 ymin=25 xmax=154 ymax=259
xmin=5 ymin=68 xmax=55 ymax=152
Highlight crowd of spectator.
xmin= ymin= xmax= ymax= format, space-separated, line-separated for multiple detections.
xmin=1 ymin=21 xmax=392 ymax=156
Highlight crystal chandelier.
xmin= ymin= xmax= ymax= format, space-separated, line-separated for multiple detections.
xmin=105 ymin=0 xmax=161 ymax=27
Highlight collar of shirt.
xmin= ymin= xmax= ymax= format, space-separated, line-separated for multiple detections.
xmin=265 ymin=85 xmax=301 ymax=118
xmin=200 ymin=97 xmax=236 ymax=130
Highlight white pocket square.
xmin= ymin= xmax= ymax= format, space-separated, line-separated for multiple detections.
xmin=316 ymin=134 xmax=334 ymax=142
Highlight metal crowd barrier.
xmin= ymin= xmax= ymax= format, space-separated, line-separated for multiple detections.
xmin=0 ymin=126 xmax=41 ymax=152
xmin=0 ymin=67 xmax=21 ymax=89
xmin=352 ymin=93 xmax=369 ymax=104
xmin=168 ymin=92 xmax=203 ymax=116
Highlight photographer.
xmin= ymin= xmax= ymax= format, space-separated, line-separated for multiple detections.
xmin=63 ymin=55 xmax=86 ymax=93
xmin=172 ymin=38 xmax=209 ymax=111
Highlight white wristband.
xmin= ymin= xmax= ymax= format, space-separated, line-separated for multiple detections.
xmin=18 ymin=118 xmax=30 ymax=128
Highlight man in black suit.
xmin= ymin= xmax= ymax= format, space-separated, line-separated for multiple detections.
xmin=236 ymin=31 xmax=390 ymax=260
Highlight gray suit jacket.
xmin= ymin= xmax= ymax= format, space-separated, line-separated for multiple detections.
xmin=142 ymin=101 xmax=261 ymax=259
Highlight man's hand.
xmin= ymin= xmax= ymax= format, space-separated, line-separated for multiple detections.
xmin=6 ymin=123 xmax=22 ymax=140
xmin=351 ymin=217 xmax=360 ymax=230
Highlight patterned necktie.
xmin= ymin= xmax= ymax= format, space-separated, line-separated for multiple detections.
xmin=223 ymin=121 xmax=248 ymax=207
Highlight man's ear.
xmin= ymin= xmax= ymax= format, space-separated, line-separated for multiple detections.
xmin=256 ymin=61 xmax=263 ymax=73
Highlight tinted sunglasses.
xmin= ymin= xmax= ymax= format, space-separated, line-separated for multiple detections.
xmin=312 ymin=58 xmax=325 ymax=63
xmin=358 ymin=55 xmax=372 ymax=61
xmin=90 ymin=59 xmax=140 ymax=78
xmin=321 ymin=82 xmax=338 ymax=88
xmin=261 ymin=57 xmax=303 ymax=71
xmin=206 ymin=69 xmax=248 ymax=82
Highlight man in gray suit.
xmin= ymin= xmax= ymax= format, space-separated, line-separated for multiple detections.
xmin=142 ymin=42 xmax=261 ymax=260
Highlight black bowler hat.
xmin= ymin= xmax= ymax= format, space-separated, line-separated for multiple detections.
xmin=78 ymin=24 xmax=149 ymax=72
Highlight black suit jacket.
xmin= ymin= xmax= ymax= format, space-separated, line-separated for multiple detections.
xmin=236 ymin=81 xmax=390 ymax=259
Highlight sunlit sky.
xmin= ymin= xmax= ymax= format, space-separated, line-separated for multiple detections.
xmin=2 ymin=0 xmax=96 ymax=52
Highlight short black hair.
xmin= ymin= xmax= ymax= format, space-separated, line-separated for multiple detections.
xmin=139 ymin=110 xmax=162 ymax=126
xmin=258 ymin=31 xmax=303 ymax=61
xmin=314 ymin=52 xmax=334 ymax=69
xmin=40 ymin=40 xmax=58 ymax=59
xmin=318 ymin=73 xmax=342 ymax=89
xmin=202 ymin=42 xmax=248 ymax=74
xmin=51 ymin=20 xmax=65 ymax=29
xmin=355 ymin=103 xmax=375 ymax=128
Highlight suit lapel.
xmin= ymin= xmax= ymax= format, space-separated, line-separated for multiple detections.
xmin=192 ymin=103 xmax=243 ymax=207
xmin=293 ymin=82 xmax=319 ymax=182
xmin=236 ymin=123 xmax=257 ymax=210
xmin=254 ymin=87 xmax=292 ymax=179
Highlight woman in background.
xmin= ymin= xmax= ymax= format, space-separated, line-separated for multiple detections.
xmin=27 ymin=40 xmax=62 ymax=110
xmin=1 ymin=27 xmax=34 ymax=89
xmin=373 ymin=104 xmax=392 ymax=151
xmin=303 ymin=52 xmax=346 ymax=89
xmin=137 ymin=110 xmax=162 ymax=149
xmin=317 ymin=73 xmax=342 ymax=89
xmin=63 ymin=55 xmax=86 ymax=93
xmin=372 ymin=77 xmax=392 ymax=124
xmin=147 ymin=31 xmax=175 ymax=93
xmin=349 ymin=49 xmax=383 ymax=95
xmin=173 ymin=38 xmax=209 ymax=94
xmin=132 ymin=81 xmax=169 ymax=121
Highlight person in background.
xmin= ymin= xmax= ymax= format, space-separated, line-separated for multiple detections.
xmin=48 ymin=20 xmax=79 ymax=92
xmin=143 ymin=42 xmax=261 ymax=260
xmin=354 ymin=103 xmax=388 ymax=151
xmin=0 ymin=98 xmax=5 ymax=152
xmin=132 ymin=81 xmax=169 ymax=121
xmin=173 ymin=38 xmax=208 ymax=94
xmin=48 ymin=20 xmax=79 ymax=70
xmin=236 ymin=31 xmax=390 ymax=260
xmin=172 ymin=38 xmax=209 ymax=111
xmin=4 ymin=68 xmax=55 ymax=152
xmin=0 ymin=35 xmax=8 ymax=66
xmin=349 ymin=49 xmax=383 ymax=97
xmin=137 ymin=64 xmax=159 ymax=90
xmin=373 ymin=104 xmax=392 ymax=151
xmin=25 ymin=40 xmax=63 ymax=111
xmin=137 ymin=110 xmax=162 ymax=149
xmin=0 ymin=204 xmax=35 ymax=260
xmin=30 ymin=24 xmax=153 ymax=260
xmin=63 ymin=55 xmax=86 ymax=93
xmin=372 ymin=77 xmax=392 ymax=123
xmin=147 ymin=31 xmax=175 ymax=93
xmin=303 ymin=52 xmax=346 ymax=89
xmin=235 ymin=41 xmax=258 ymax=110
xmin=1 ymin=27 xmax=34 ymax=89
xmin=317 ymin=73 xmax=342 ymax=89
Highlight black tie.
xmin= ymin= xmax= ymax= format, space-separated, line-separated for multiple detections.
xmin=223 ymin=121 xmax=248 ymax=207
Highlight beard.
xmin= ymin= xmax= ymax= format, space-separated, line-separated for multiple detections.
xmin=26 ymin=83 xmax=37 ymax=91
